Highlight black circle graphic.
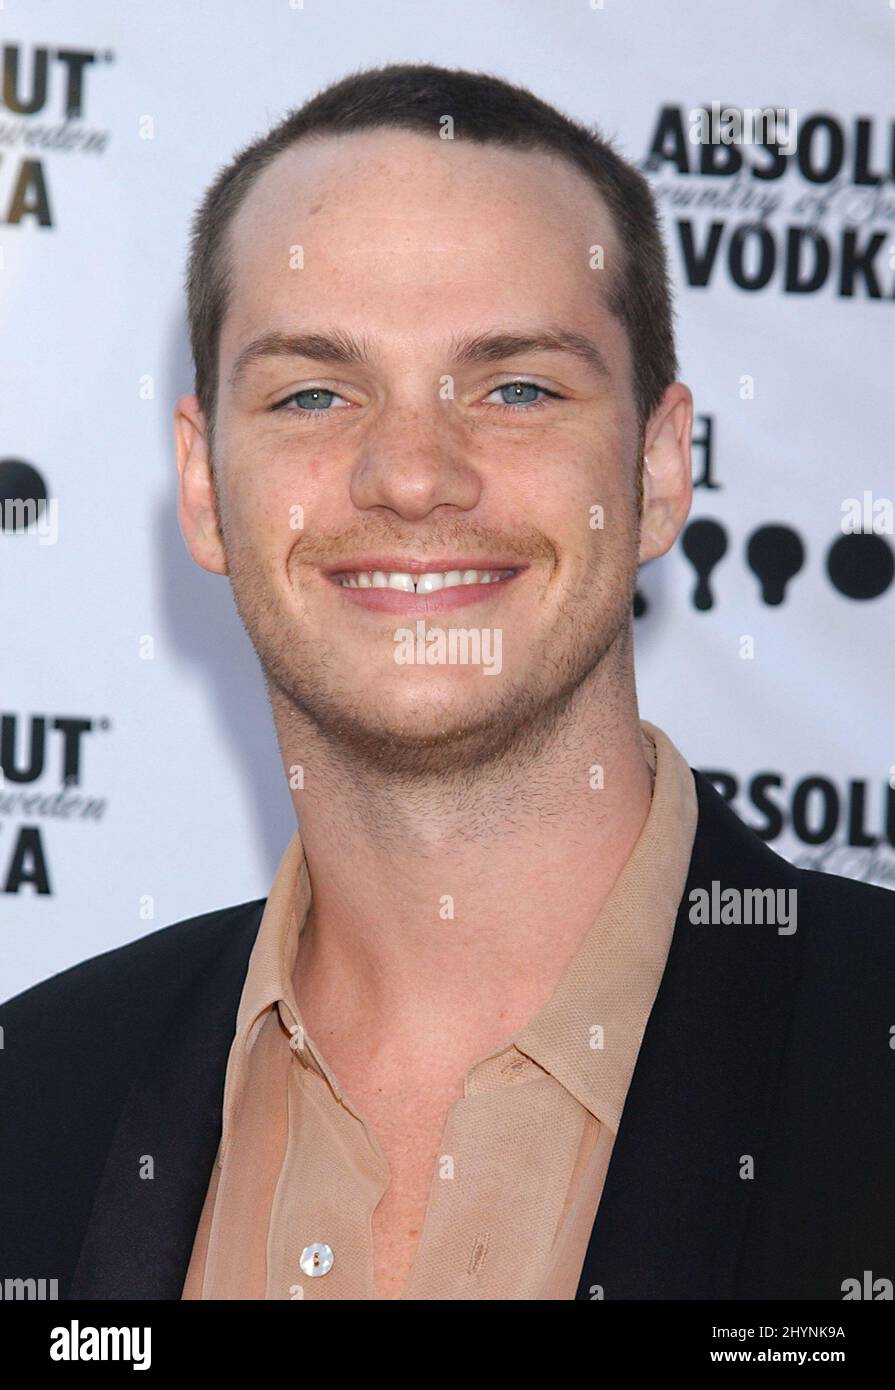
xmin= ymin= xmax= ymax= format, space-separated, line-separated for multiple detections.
xmin=0 ymin=459 xmax=48 ymax=532
xmin=826 ymin=532 xmax=895 ymax=600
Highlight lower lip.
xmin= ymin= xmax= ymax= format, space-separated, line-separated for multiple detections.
xmin=325 ymin=571 xmax=524 ymax=614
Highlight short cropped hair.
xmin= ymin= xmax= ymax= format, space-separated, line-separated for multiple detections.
xmin=185 ymin=62 xmax=678 ymax=456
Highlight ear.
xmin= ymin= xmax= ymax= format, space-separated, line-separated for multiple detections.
xmin=174 ymin=394 xmax=228 ymax=575
xmin=638 ymin=383 xmax=694 ymax=564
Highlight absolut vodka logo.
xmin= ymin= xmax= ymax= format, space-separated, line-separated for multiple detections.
xmin=0 ymin=713 xmax=111 ymax=895
xmin=701 ymin=768 xmax=895 ymax=889
xmin=0 ymin=43 xmax=114 ymax=226
xmin=643 ymin=107 xmax=895 ymax=299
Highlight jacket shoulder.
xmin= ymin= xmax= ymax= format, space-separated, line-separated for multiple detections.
xmin=795 ymin=860 xmax=895 ymax=919
xmin=0 ymin=895 xmax=266 ymax=1119
xmin=693 ymin=767 xmax=895 ymax=954
xmin=792 ymin=862 xmax=895 ymax=982
xmin=1 ymin=896 xmax=266 ymax=1023
xmin=0 ymin=897 xmax=265 ymax=1294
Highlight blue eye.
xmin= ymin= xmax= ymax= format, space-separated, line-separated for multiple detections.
xmin=485 ymin=381 xmax=560 ymax=411
xmin=269 ymin=379 xmax=562 ymax=422
xmin=273 ymin=387 xmax=346 ymax=413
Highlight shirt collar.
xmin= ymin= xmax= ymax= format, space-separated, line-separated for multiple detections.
xmin=221 ymin=718 xmax=697 ymax=1149
xmin=218 ymin=831 xmax=313 ymax=1159
xmin=510 ymin=719 xmax=697 ymax=1132
xmin=234 ymin=830 xmax=310 ymax=1044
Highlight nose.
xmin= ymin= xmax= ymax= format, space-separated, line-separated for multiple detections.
xmin=349 ymin=401 xmax=483 ymax=521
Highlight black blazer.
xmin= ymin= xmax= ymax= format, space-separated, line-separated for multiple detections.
xmin=2 ymin=770 xmax=894 ymax=1301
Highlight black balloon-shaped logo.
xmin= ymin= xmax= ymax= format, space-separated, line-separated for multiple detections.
xmin=635 ymin=518 xmax=894 ymax=616
xmin=0 ymin=458 xmax=48 ymax=531
xmin=746 ymin=524 xmax=806 ymax=605
xmin=682 ymin=518 xmax=728 ymax=610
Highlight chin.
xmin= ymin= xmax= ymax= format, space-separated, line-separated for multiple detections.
xmin=352 ymin=698 xmax=501 ymax=751
xmin=338 ymin=723 xmax=517 ymax=778
xmin=314 ymin=691 xmax=529 ymax=777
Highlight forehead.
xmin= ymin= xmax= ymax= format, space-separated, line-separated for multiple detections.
xmin=221 ymin=128 xmax=624 ymax=358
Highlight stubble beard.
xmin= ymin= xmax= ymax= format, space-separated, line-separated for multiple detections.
xmin=225 ymin=544 xmax=639 ymax=787
xmin=213 ymin=444 xmax=644 ymax=785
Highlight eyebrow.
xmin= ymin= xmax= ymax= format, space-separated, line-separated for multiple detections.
xmin=228 ymin=325 xmax=612 ymax=390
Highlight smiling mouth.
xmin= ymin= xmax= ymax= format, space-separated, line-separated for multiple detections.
xmin=330 ymin=567 xmax=520 ymax=593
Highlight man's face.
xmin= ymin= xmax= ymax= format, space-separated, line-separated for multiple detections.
xmin=182 ymin=129 xmax=663 ymax=773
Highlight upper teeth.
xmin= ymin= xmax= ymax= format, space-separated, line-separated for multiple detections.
xmin=336 ymin=569 xmax=515 ymax=591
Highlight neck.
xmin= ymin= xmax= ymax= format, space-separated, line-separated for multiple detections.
xmin=272 ymin=649 xmax=653 ymax=1070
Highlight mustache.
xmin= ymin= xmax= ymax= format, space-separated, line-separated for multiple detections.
xmin=289 ymin=520 xmax=557 ymax=568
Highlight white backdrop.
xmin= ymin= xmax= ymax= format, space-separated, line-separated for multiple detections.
xmin=2 ymin=0 xmax=893 ymax=998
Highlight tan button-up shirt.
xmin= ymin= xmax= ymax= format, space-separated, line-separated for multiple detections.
xmin=182 ymin=719 xmax=697 ymax=1300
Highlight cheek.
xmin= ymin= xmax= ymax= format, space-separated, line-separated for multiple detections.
xmin=219 ymin=434 xmax=303 ymax=542
xmin=231 ymin=427 xmax=345 ymax=533
xmin=541 ymin=488 xmax=639 ymax=594
xmin=575 ymin=435 xmax=640 ymax=543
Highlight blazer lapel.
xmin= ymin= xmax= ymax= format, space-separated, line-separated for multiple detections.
xmin=68 ymin=902 xmax=264 ymax=1299
xmin=66 ymin=773 xmax=802 ymax=1300
xmin=576 ymin=770 xmax=802 ymax=1299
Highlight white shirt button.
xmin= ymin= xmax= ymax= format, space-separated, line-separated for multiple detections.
xmin=299 ymin=1242 xmax=333 ymax=1277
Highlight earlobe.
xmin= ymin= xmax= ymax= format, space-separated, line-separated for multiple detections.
xmin=174 ymin=395 xmax=229 ymax=576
